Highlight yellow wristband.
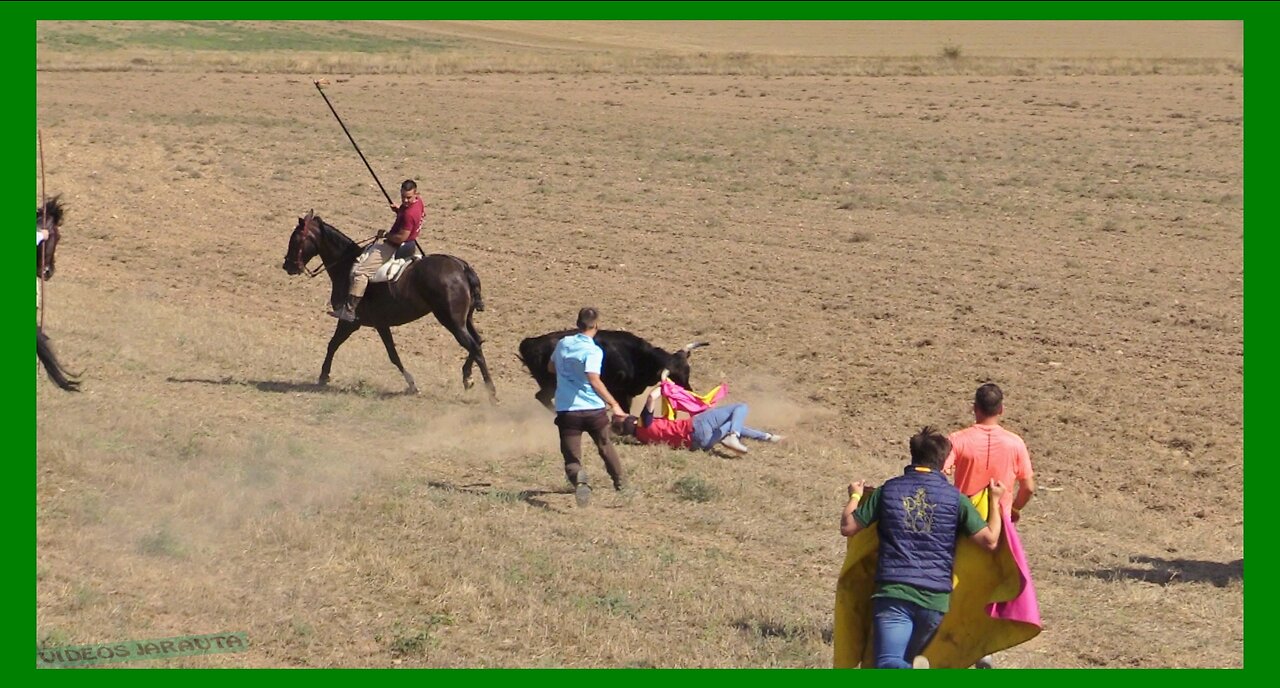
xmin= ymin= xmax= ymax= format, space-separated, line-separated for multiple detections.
xmin=850 ymin=493 xmax=863 ymax=504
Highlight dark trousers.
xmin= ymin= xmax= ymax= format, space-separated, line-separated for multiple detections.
xmin=555 ymin=409 xmax=625 ymax=489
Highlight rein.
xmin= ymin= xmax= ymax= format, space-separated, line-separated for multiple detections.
xmin=296 ymin=225 xmax=379 ymax=279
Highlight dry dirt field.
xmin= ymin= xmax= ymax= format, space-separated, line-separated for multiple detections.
xmin=35 ymin=21 xmax=1243 ymax=668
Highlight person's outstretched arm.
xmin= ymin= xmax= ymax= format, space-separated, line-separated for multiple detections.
xmin=968 ymin=480 xmax=1007 ymax=551
xmin=840 ymin=480 xmax=870 ymax=537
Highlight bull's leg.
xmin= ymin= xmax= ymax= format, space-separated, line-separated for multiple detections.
xmin=376 ymin=325 xmax=418 ymax=394
xmin=319 ymin=320 xmax=360 ymax=385
xmin=618 ymin=395 xmax=634 ymax=415
xmin=534 ymin=385 xmax=555 ymax=410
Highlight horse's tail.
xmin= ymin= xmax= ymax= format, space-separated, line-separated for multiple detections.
xmin=462 ymin=260 xmax=485 ymax=312
xmin=37 ymin=330 xmax=80 ymax=392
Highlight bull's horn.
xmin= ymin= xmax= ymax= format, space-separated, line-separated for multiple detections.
xmin=682 ymin=341 xmax=710 ymax=352
xmin=305 ymin=209 xmax=314 ymax=221
xmin=660 ymin=368 xmax=670 ymax=381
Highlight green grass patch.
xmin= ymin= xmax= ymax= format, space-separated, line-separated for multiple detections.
xmin=673 ymin=475 xmax=718 ymax=503
xmin=138 ymin=526 xmax=187 ymax=559
xmin=41 ymin=21 xmax=454 ymax=54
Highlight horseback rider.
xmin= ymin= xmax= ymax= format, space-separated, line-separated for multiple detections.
xmin=330 ymin=179 xmax=425 ymax=322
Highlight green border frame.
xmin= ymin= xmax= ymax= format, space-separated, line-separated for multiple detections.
xmin=17 ymin=1 xmax=1258 ymax=681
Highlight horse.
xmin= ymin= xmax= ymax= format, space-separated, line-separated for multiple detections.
xmin=37 ymin=195 xmax=63 ymax=281
xmin=36 ymin=196 xmax=80 ymax=392
xmin=281 ymin=211 xmax=496 ymax=400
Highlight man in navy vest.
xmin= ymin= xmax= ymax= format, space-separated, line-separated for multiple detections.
xmin=839 ymin=427 xmax=1006 ymax=668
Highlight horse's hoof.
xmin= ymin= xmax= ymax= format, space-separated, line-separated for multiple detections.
xmin=317 ymin=377 xmax=329 ymax=386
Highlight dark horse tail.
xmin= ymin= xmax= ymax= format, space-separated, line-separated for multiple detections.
xmin=462 ymin=260 xmax=485 ymax=312
xmin=37 ymin=330 xmax=80 ymax=392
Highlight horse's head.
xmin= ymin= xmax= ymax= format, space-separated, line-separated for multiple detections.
xmin=37 ymin=196 xmax=64 ymax=280
xmin=283 ymin=210 xmax=320 ymax=276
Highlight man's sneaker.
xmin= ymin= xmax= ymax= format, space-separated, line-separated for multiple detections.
xmin=912 ymin=655 xmax=931 ymax=669
xmin=975 ymin=655 xmax=995 ymax=669
xmin=765 ymin=433 xmax=786 ymax=443
xmin=720 ymin=433 xmax=749 ymax=455
xmin=574 ymin=468 xmax=591 ymax=508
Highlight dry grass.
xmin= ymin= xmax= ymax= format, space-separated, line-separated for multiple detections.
xmin=36 ymin=21 xmax=1242 ymax=668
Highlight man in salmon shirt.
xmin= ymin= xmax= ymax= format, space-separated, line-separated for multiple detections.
xmin=330 ymin=179 xmax=425 ymax=322
xmin=943 ymin=383 xmax=1036 ymax=520
xmin=611 ymin=382 xmax=784 ymax=455
xmin=942 ymin=382 xmax=1035 ymax=670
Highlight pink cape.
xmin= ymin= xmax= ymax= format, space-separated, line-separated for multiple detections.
xmin=659 ymin=379 xmax=728 ymax=417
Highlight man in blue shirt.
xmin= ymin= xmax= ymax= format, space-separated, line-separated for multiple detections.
xmin=839 ymin=427 xmax=1006 ymax=668
xmin=549 ymin=307 xmax=628 ymax=507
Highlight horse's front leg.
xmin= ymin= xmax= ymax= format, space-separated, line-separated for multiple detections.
xmin=376 ymin=325 xmax=418 ymax=395
xmin=319 ymin=320 xmax=360 ymax=385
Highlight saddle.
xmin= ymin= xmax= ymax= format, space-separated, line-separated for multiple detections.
xmin=369 ymin=242 xmax=422 ymax=284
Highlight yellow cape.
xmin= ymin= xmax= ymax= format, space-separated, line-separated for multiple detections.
xmin=833 ymin=488 xmax=1040 ymax=668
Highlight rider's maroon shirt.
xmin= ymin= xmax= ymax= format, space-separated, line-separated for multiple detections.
xmin=390 ymin=196 xmax=424 ymax=245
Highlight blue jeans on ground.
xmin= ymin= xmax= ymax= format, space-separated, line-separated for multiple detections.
xmin=689 ymin=403 xmax=769 ymax=449
xmin=871 ymin=596 xmax=944 ymax=669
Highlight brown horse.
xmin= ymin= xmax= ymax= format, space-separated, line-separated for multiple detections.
xmin=37 ymin=195 xmax=63 ymax=280
xmin=37 ymin=196 xmax=80 ymax=392
xmin=282 ymin=211 xmax=496 ymax=399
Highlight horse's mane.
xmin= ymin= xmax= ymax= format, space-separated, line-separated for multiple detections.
xmin=309 ymin=214 xmax=364 ymax=253
xmin=37 ymin=195 xmax=65 ymax=227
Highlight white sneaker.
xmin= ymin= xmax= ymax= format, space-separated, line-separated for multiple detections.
xmin=975 ymin=654 xmax=995 ymax=669
xmin=912 ymin=655 xmax=930 ymax=669
xmin=720 ymin=433 xmax=749 ymax=454
xmin=765 ymin=433 xmax=785 ymax=443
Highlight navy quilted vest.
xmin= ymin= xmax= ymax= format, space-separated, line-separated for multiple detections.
xmin=876 ymin=467 xmax=962 ymax=592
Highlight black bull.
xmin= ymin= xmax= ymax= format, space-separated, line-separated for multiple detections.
xmin=517 ymin=330 xmax=708 ymax=413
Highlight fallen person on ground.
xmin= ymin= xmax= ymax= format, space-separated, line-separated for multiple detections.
xmin=611 ymin=381 xmax=783 ymax=455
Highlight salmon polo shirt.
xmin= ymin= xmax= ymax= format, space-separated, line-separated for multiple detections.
xmin=944 ymin=423 xmax=1033 ymax=513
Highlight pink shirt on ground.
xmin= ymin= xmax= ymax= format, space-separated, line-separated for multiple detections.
xmin=635 ymin=417 xmax=694 ymax=448
xmin=945 ymin=423 xmax=1033 ymax=513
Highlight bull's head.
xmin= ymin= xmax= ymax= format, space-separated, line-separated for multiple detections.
xmin=664 ymin=341 xmax=709 ymax=390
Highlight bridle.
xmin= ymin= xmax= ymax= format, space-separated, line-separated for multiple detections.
xmin=292 ymin=217 xmax=376 ymax=279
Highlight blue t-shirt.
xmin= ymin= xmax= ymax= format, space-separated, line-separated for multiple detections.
xmin=552 ymin=333 xmax=606 ymax=412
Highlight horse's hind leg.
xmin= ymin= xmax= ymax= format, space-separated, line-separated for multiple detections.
xmin=444 ymin=320 xmax=497 ymax=403
xmin=466 ymin=310 xmax=498 ymax=401
xmin=376 ymin=325 xmax=418 ymax=394
xmin=319 ymin=320 xmax=359 ymax=386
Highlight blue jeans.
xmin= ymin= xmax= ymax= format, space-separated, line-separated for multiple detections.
xmin=689 ymin=403 xmax=768 ymax=449
xmin=871 ymin=596 xmax=944 ymax=669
